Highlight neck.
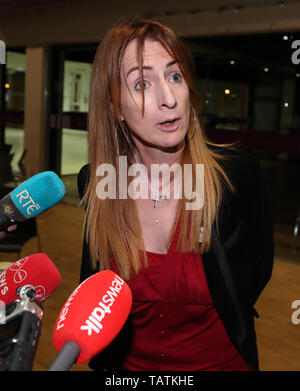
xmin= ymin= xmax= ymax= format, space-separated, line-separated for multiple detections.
xmin=133 ymin=142 xmax=185 ymax=203
xmin=133 ymin=140 xmax=185 ymax=181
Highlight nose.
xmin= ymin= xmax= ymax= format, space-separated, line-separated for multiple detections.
xmin=157 ymin=80 xmax=177 ymax=109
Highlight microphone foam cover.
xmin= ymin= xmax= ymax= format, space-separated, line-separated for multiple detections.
xmin=52 ymin=270 xmax=132 ymax=364
xmin=10 ymin=171 xmax=66 ymax=219
xmin=0 ymin=253 xmax=61 ymax=303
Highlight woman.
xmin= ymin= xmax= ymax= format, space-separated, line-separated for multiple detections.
xmin=78 ymin=18 xmax=274 ymax=371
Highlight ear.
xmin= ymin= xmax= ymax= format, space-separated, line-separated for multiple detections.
xmin=110 ymin=103 xmax=124 ymax=122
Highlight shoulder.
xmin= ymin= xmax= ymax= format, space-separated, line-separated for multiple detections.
xmin=208 ymin=144 xmax=261 ymax=192
xmin=77 ymin=164 xmax=90 ymax=199
xmin=208 ymin=144 xmax=260 ymax=176
xmin=207 ymin=145 xmax=265 ymax=241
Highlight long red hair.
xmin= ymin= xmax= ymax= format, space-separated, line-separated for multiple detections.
xmin=82 ymin=18 xmax=234 ymax=280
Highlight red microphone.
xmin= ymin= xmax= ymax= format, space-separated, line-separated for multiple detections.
xmin=0 ymin=253 xmax=61 ymax=303
xmin=48 ymin=270 xmax=132 ymax=371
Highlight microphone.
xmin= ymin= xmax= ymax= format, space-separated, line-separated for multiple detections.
xmin=0 ymin=295 xmax=43 ymax=371
xmin=48 ymin=270 xmax=132 ymax=371
xmin=0 ymin=254 xmax=61 ymax=370
xmin=0 ymin=171 xmax=66 ymax=230
xmin=0 ymin=253 xmax=62 ymax=304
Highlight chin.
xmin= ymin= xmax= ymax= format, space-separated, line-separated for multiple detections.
xmin=161 ymin=130 xmax=186 ymax=145
xmin=132 ymin=129 xmax=186 ymax=153
xmin=154 ymin=134 xmax=186 ymax=152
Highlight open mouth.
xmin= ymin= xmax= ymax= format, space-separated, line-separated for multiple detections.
xmin=156 ymin=118 xmax=181 ymax=131
xmin=158 ymin=118 xmax=179 ymax=125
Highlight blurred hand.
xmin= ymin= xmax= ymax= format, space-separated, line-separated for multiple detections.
xmin=0 ymin=224 xmax=17 ymax=240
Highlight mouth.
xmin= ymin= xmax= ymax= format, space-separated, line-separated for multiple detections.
xmin=156 ymin=117 xmax=181 ymax=131
xmin=158 ymin=117 xmax=180 ymax=125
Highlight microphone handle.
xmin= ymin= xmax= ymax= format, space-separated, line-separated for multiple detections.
xmin=0 ymin=193 xmax=26 ymax=230
xmin=47 ymin=340 xmax=81 ymax=371
xmin=0 ymin=213 xmax=14 ymax=231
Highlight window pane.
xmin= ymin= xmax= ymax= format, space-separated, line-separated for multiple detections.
xmin=63 ymin=60 xmax=92 ymax=113
xmin=61 ymin=128 xmax=88 ymax=175
xmin=5 ymin=51 xmax=26 ymax=111
xmin=4 ymin=126 xmax=24 ymax=174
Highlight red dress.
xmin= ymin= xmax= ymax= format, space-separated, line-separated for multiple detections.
xmin=114 ymin=221 xmax=253 ymax=371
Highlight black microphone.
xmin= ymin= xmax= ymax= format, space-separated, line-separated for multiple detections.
xmin=0 ymin=171 xmax=65 ymax=230
xmin=0 ymin=254 xmax=62 ymax=371
xmin=0 ymin=294 xmax=43 ymax=371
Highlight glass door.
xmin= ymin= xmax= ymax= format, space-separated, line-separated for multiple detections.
xmin=48 ymin=44 xmax=96 ymax=204
xmin=0 ymin=48 xmax=26 ymax=185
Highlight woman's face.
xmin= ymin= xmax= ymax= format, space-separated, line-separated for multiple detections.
xmin=119 ymin=38 xmax=190 ymax=152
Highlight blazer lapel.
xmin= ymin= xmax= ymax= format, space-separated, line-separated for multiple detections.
xmin=202 ymin=226 xmax=248 ymax=347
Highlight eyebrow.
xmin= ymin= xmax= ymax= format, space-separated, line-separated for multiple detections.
xmin=126 ymin=60 xmax=178 ymax=78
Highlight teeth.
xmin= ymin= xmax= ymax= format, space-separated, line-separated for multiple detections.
xmin=162 ymin=119 xmax=175 ymax=125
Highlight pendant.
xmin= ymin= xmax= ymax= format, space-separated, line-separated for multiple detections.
xmin=152 ymin=195 xmax=169 ymax=223
xmin=152 ymin=196 xmax=160 ymax=223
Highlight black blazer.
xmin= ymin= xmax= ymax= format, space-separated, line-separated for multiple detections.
xmin=77 ymin=147 xmax=274 ymax=371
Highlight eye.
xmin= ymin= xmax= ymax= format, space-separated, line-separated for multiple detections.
xmin=135 ymin=80 xmax=149 ymax=90
xmin=170 ymin=72 xmax=182 ymax=83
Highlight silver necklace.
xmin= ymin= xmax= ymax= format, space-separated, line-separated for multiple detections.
xmin=152 ymin=194 xmax=169 ymax=223
xmin=133 ymin=153 xmax=173 ymax=223
xmin=148 ymin=174 xmax=171 ymax=223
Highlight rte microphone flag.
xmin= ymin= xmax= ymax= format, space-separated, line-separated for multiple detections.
xmin=0 ymin=171 xmax=66 ymax=230
xmin=0 ymin=253 xmax=61 ymax=304
xmin=48 ymin=270 xmax=132 ymax=370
